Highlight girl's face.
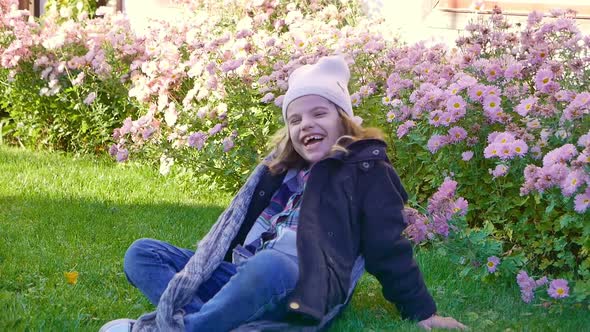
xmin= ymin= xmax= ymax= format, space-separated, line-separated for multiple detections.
xmin=286 ymin=95 xmax=344 ymax=165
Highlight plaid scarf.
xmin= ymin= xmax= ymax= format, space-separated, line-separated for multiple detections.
xmin=132 ymin=163 xmax=267 ymax=332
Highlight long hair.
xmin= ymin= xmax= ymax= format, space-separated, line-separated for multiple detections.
xmin=265 ymin=108 xmax=385 ymax=175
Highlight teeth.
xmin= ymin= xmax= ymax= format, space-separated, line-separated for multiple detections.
xmin=303 ymin=135 xmax=323 ymax=145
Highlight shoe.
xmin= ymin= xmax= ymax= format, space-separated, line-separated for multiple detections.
xmin=99 ymin=318 xmax=135 ymax=332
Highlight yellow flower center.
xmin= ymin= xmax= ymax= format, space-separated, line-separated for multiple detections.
xmin=490 ymin=70 xmax=496 ymax=76
xmin=434 ymin=116 xmax=440 ymax=121
xmin=557 ymin=288 xmax=564 ymax=295
xmin=572 ymin=178 xmax=577 ymax=185
xmin=476 ymin=90 xmax=483 ymax=96
xmin=526 ymin=104 xmax=532 ymax=110
xmin=487 ymin=261 xmax=494 ymax=267
xmin=543 ymin=77 xmax=550 ymax=84
xmin=491 ymin=149 xmax=498 ymax=155
xmin=490 ymin=102 xmax=496 ymax=107
xmin=515 ymin=147 xmax=522 ymax=152
xmin=454 ymin=102 xmax=460 ymax=108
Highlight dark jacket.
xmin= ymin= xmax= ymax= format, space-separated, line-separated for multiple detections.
xmin=224 ymin=139 xmax=436 ymax=323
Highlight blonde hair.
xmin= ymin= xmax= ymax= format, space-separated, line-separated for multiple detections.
xmin=265 ymin=108 xmax=385 ymax=175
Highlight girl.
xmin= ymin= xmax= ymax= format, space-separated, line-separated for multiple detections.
xmin=101 ymin=55 xmax=466 ymax=332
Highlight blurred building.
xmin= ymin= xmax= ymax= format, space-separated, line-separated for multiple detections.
xmin=17 ymin=0 xmax=590 ymax=46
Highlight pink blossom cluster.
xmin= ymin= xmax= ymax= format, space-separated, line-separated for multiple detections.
xmin=516 ymin=270 xmax=549 ymax=303
xmin=404 ymin=178 xmax=468 ymax=243
xmin=102 ymin=0 xmax=390 ymax=158
xmin=521 ymin=137 xmax=590 ymax=212
xmin=1 ymin=3 xmax=146 ymax=97
xmin=483 ymin=131 xmax=529 ymax=160
xmin=516 ymin=271 xmax=570 ymax=303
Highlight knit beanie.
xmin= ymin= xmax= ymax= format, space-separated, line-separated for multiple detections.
xmin=282 ymin=55 xmax=354 ymax=122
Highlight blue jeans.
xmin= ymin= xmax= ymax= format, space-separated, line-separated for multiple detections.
xmin=123 ymin=238 xmax=299 ymax=332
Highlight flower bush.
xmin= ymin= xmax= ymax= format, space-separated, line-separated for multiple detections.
xmin=1 ymin=0 xmax=588 ymax=303
xmin=107 ymin=0 xmax=394 ymax=190
xmin=380 ymin=7 xmax=589 ymax=302
xmin=0 ymin=0 xmax=143 ymax=152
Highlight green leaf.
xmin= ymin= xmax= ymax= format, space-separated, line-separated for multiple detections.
xmin=558 ymin=214 xmax=576 ymax=230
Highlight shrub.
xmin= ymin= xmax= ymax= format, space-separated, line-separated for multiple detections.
xmin=0 ymin=2 xmax=143 ymax=152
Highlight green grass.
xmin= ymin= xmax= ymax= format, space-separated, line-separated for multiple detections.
xmin=0 ymin=146 xmax=588 ymax=331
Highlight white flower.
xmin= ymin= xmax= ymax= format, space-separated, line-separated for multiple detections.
xmin=159 ymin=155 xmax=174 ymax=176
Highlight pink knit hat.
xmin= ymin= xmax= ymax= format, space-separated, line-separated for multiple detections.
xmin=282 ymin=55 xmax=354 ymax=122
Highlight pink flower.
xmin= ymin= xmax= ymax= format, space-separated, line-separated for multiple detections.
xmin=491 ymin=164 xmax=509 ymax=178
xmin=484 ymin=143 xmax=500 ymax=158
xmin=453 ymin=197 xmax=468 ymax=216
xmin=188 ymin=131 xmax=206 ymax=150
xmin=386 ymin=111 xmax=397 ymax=123
xmin=534 ymin=68 xmax=554 ymax=92
xmin=486 ymin=256 xmax=500 ymax=273
xmin=484 ymin=63 xmax=502 ymax=81
xmin=515 ymin=96 xmax=538 ymax=116
xmin=516 ymin=270 xmax=536 ymax=303
xmin=468 ymin=84 xmax=487 ymax=102
xmin=561 ymin=169 xmax=587 ymax=196
xmin=84 ymin=92 xmax=97 ymax=105
xmin=448 ymin=126 xmax=467 ymax=143
xmin=462 ymin=151 xmax=474 ymax=161
xmin=548 ymin=279 xmax=569 ymax=299
xmin=350 ymin=92 xmax=361 ymax=107
xmin=483 ymin=95 xmax=502 ymax=113
xmin=574 ymin=189 xmax=590 ymax=213
xmin=428 ymin=110 xmax=445 ymax=127
xmin=542 ymin=144 xmax=578 ymax=167
xmin=446 ymin=95 xmax=466 ymax=113
xmin=578 ymin=132 xmax=590 ymax=148
xmin=511 ymin=140 xmax=529 ymax=157
xmin=222 ymin=136 xmax=235 ymax=152
xmin=427 ymin=135 xmax=447 ymax=154
xmin=504 ymin=63 xmax=523 ymax=80
xmin=261 ymin=92 xmax=274 ymax=103
xmin=396 ymin=120 xmax=416 ymax=138
xmin=403 ymin=207 xmax=429 ymax=244
xmin=116 ymin=148 xmax=129 ymax=162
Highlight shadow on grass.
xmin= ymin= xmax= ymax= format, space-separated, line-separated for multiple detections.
xmin=0 ymin=193 xmax=226 ymax=331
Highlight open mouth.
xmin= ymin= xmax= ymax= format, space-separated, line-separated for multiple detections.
xmin=302 ymin=134 xmax=324 ymax=148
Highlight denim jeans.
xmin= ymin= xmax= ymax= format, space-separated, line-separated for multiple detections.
xmin=123 ymin=238 xmax=299 ymax=332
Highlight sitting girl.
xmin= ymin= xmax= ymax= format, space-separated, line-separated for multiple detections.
xmin=101 ymin=55 xmax=466 ymax=332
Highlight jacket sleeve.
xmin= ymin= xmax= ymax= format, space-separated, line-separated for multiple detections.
xmin=359 ymin=160 xmax=436 ymax=321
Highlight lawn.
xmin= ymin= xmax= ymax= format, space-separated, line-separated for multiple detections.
xmin=0 ymin=146 xmax=588 ymax=331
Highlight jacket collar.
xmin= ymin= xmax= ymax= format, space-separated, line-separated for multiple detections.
xmin=324 ymin=138 xmax=388 ymax=163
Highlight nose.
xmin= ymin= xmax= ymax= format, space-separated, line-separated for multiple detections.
xmin=300 ymin=115 xmax=314 ymax=131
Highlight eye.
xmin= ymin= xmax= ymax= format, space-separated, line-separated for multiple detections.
xmin=314 ymin=111 xmax=326 ymax=117
xmin=289 ymin=118 xmax=301 ymax=125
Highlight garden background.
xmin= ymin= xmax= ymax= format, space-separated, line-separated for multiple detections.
xmin=1 ymin=0 xmax=589 ymax=330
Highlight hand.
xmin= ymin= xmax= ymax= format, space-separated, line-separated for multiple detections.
xmin=418 ymin=314 xmax=467 ymax=330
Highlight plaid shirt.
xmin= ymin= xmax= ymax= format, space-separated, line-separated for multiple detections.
xmin=243 ymin=167 xmax=310 ymax=257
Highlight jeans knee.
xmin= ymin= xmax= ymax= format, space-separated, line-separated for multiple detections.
xmin=123 ymin=238 xmax=157 ymax=282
